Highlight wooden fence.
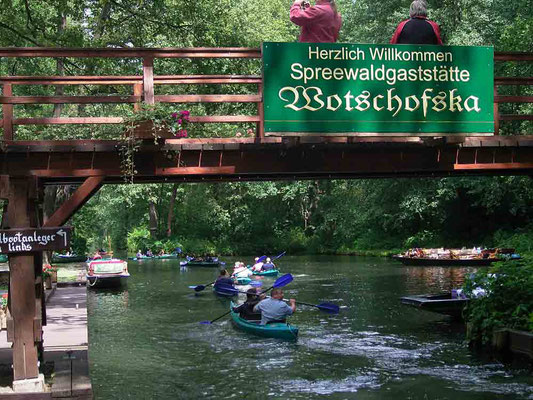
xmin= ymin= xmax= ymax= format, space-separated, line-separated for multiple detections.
xmin=0 ymin=48 xmax=531 ymax=141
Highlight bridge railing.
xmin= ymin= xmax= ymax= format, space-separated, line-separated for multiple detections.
xmin=0 ymin=48 xmax=531 ymax=141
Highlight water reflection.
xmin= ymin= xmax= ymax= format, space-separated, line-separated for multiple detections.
xmin=87 ymin=256 xmax=532 ymax=400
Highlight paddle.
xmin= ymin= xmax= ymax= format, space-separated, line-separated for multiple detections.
xmin=214 ymin=285 xmax=340 ymax=314
xmin=190 ymin=280 xmax=216 ymax=292
xmin=199 ymin=273 xmax=293 ymax=324
xmin=272 ymin=251 xmax=286 ymax=261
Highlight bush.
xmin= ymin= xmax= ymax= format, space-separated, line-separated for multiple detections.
xmin=463 ymin=258 xmax=533 ymax=344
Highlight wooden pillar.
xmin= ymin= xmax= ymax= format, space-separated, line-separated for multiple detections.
xmin=143 ymin=57 xmax=155 ymax=105
xmin=133 ymin=83 xmax=143 ymax=112
xmin=7 ymin=178 xmax=40 ymax=381
xmin=2 ymin=84 xmax=13 ymax=140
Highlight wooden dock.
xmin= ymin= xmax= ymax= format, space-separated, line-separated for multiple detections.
xmin=0 ymin=284 xmax=92 ymax=399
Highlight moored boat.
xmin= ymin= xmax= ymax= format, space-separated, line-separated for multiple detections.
xmin=52 ymin=254 xmax=88 ymax=263
xmin=230 ymin=301 xmax=299 ymax=340
xmin=252 ymin=269 xmax=279 ymax=277
xmin=392 ymin=255 xmax=496 ymax=266
xmin=392 ymin=247 xmax=519 ymax=267
xmin=86 ymin=259 xmax=129 ymax=289
xmin=400 ymin=293 xmax=469 ymax=319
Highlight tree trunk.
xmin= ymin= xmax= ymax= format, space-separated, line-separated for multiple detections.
xmin=166 ymin=184 xmax=179 ymax=237
xmin=149 ymin=201 xmax=158 ymax=239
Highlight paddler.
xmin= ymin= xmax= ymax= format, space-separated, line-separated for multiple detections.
xmin=214 ymin=269 xmax=234 ymax=289
xmin=253 ymin=288 xmax=296 ymax=325
xmin=261 ymin=257 xmax=275 ymax=271
xmin=232 ymin=288 xmax=263 ymax=321
xmin=251 ymin=257 xmax=263 ymax=272
xmin=232 ymin=262 xmax=252 ymax=279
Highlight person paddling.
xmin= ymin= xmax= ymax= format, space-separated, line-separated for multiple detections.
xmin=261 ymin=257 xmax=276 ymax=271
xmin=232 ymin=262 xmax=252 ymax=279
xmin=232 ymin=288 xmax=264 ymax=321
xmin=214 ymin=269 xmax=234 ymax=289
xmin=251 ymin=257 xmax=263 ymax=272
xmin=253 ymin=288 xmax=296 ymax=325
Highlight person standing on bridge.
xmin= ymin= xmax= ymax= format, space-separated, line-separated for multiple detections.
xmin=290 ymin=0 xmax=342 ymax=43
xmin=390 ymin=0 xmax=443 ymax=45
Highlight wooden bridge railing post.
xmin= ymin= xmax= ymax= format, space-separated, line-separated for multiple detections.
xmin=133 ymin=83 xmax=143 ymax=112
xmin=2 ymin=83 xmax=13 ymax=140
xmin=143 ymin=57 xmax=155 ymax=105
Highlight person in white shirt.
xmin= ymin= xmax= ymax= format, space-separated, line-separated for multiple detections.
xmin=232 ymin=262 xmax=252 ymax=278
xmin=251 ymin=257 xmax=263 ymax=272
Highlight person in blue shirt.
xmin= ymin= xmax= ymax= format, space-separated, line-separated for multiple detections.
xmin=261 ymin=257 xmax=276 ymax=271
xmin=214 ymin=269 xmax=234 ymax=289
xmin=253 ymin=288 xmax=296 ymax=325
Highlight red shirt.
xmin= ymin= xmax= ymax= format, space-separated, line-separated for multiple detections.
xmin=290 ymin=0 xmax=342 ymax=43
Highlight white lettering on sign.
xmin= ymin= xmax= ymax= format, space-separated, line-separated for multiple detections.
xmin=278 ymin=86 xmax=481 ymax=117
xmin=290 ymin=63 xmax=469 ymax=85
xmin=0 ymin=229 xmax=69 ymax=252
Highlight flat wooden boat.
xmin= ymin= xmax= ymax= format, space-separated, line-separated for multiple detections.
xmin=400 ymin=293 xmax=469 ymax=319
xmin=392 ymin=255 xmax=496 ymax=266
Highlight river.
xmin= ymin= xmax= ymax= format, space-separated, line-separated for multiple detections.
xmin=87 ymin=256 xmax=533 ymax=399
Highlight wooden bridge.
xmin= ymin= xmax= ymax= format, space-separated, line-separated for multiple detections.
xmin=0 ymin=47 xmax=531 ymax=392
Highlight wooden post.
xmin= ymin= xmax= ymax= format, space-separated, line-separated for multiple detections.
xmin=143 ymin=57 xmax=155 ymax=105
xmin=7 ymin=178 xmax=40 ymax=381
xmin=2 ymin=84 xmax=13 ymax=140
xmin=494 ymin=85 xmax=500 ymax=135
xmin=133 ymin=83 xmax=143 ymax=112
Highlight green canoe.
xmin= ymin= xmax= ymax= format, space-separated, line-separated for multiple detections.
xmin=235 ymin=277 xmax=252 ymax=285
xmin=0 ymin=255 xmax=7 ymax=263
xmin=252 ymin=269 xmax=279 ymax=277
xmin=230 ymin=301 xmax=299 ymax=341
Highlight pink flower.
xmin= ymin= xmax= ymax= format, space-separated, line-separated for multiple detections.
xmin=178 ymin=119 xmax=182 ymax=124
xmin=180 ymin=110 xmax=190 ymax=116
xmin=171 ymin=112 xmax=178 ymax=118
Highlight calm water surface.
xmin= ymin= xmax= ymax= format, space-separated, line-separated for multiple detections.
xmin=87 ymin=256 xmax=533 ymax=399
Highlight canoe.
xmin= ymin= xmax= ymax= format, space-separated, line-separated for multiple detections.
xmin=52 ymin=254 xmax=88 ymax=263
xmin=154 ymin=254 xmax=179 ymax=260
xmin=213 ymin=285 xmax=236 ymax=297
xmin=235 ymin=277 xmax=252 ymax=285
xmin=0 ymin=255 xmax=7 ymax=263
xmin=182 ymin=260 xmax=220 ymax=267
xmin=252 ymin=269 xmax=279 ymax=277
xmin=230 ymin=301 xmax=299 ymax=340
xmin=400 ymin=293 xmax=468 ymax=319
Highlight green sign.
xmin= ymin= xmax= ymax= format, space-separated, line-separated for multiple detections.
xmin=262 ymin=42 xmax=494 ymax=135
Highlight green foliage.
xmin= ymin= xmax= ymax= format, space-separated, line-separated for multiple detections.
xmin=463 ymin=258 xmax=533 ymax=344
xmin=0 ymin=0 xmax=531 ymax=257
